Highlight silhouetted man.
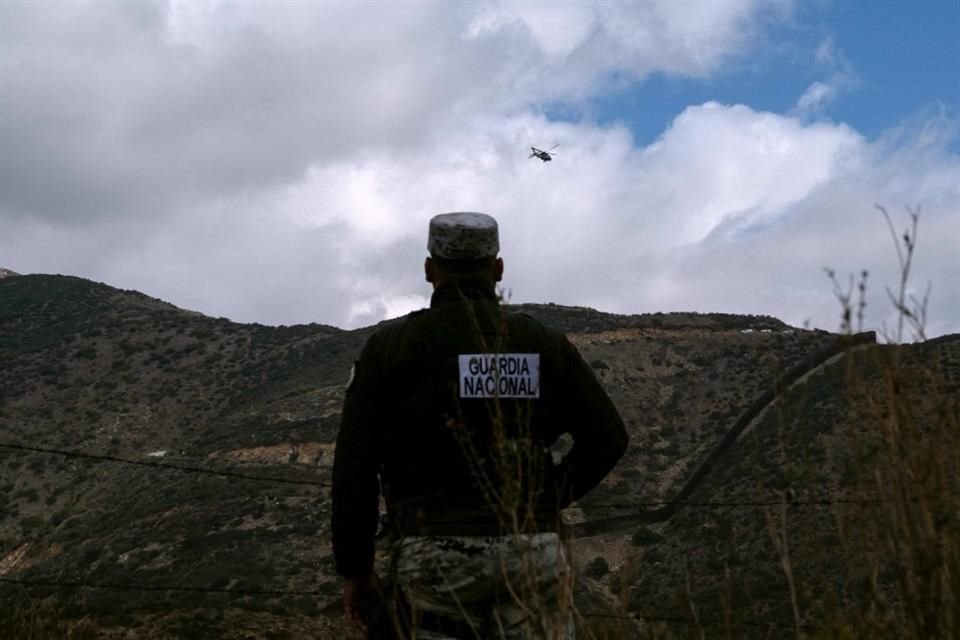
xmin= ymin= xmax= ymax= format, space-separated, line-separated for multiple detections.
xmin=332 ymin=212 xmax=628 ymax=639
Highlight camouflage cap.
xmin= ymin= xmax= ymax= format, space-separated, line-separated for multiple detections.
xmin=428 ymin=212 xmax=499 ymax=259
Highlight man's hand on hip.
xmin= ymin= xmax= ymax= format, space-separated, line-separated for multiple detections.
xmin=344 ymin=572 xmax=381 ymax=633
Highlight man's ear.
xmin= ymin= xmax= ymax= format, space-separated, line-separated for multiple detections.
xmin=494 ymin=257 xmax=504 ymax=282
xmin=424 ymin=256 xmax=435 ymax=283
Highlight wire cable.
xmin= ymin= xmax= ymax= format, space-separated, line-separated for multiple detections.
xmin=574 ymin=496 xmax=914 ymax=509
xmin=4 ymin=442 xmax=946 ymax=510
xmin=0 ymin=441 xmax=331 ymax=488
xmin=0 ymin=575 xmax=321 ymax=597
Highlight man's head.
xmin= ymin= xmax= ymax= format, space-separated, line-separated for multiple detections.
xmin=425 ymin=212 xmax=503 ymax=287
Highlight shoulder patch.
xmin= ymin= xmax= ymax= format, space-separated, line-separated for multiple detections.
xmin=458 ymin=353 xmax=540 ymax=398
xmin=346 ymin=362 xmax=356 ymax=390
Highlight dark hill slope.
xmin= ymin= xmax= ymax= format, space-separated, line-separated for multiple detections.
xmin=616 ymin=336 xmax=960 ymax=638
xmin=3 ymin=274 xmax=951 ymax=638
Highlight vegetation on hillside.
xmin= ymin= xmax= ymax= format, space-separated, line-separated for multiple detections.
xmin=1 ymin=216 xmax=957 ymax=640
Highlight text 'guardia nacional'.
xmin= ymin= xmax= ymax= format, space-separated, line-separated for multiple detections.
xmin=458 ymin=353 xmax=540 ymax=398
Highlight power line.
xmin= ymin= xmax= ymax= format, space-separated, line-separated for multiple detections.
xmin=3 ymin=442 xmax=945 ymax=512
xmin=0 ymin=441 xmax=331 ymax=488
xmin=0 ymin=575 xmax=320 ymax=596
xmin=576 ymin=496 xmax=904 ymax=509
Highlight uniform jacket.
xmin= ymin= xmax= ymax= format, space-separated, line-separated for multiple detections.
xmin=332 ymin=280 xmax=628 ymax=578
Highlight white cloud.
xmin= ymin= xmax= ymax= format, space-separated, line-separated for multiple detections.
xmin=1 ymin=1 xmax=957 ymax=338
xmin=795 ymin=81 xmax=836 ymax=116
xmin=468 ymin=0 xmax=787 ymax=90
xmin=631 ymin=103 xmax=863 ymax=245
xmin=607 ymin=114 xmax=960 ymax=339
xmin=792 ymin=35 xmax=859 ymax=119
xmin=814 ymin=36 xmax=837 ymax=65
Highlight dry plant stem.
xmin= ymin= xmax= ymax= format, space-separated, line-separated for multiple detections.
xmin=718 ymin=562 xmax=734 ymax=640
xmin=447 ymin=290 xmax=574 ymax=639
xmin=820 ymin=206 xmax=955 ymax=637
xmin=763 ymin=498 xmax=801 ymax=640
xmin=498 ymin=548 xmax=539 ymax=637
xmin=843 ymin=336 xmax=959 ymax=638
xmin=681 ymin=556 xmax=705 ymax=640
xmin=824 ymin=268 xmax=869 ymax=335
xmin=876 ymin=204 xmax=928 ymax=343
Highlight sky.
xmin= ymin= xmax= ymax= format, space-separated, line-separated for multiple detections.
xmin=1 ymin=0 xmax=958 ymax=339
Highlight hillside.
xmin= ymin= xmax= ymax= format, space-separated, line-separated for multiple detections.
xmin=579 ymin=334 xmax=960 ymax=638
xmin=1 ymin=274 xmax=957 ymax=639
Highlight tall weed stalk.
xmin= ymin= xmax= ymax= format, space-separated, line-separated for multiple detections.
xmin=816 ymin=205 xmax=958 ymax=638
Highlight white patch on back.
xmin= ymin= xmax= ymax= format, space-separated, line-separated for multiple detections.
xmin=458 ymin=353 xmax=540 ymax=398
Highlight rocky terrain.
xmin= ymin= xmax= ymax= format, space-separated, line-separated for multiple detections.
xmin=1 ymin=272 xmax=957 ymax=639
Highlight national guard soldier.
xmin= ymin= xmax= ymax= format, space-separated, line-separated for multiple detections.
xmin=332 ymin=212 xmax=628 ymax=639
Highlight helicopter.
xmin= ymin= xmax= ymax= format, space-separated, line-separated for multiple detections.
xmin=529 ymin=144 xmax=559 ymax=162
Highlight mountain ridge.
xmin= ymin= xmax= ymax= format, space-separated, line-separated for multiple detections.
xmin=1 ymin=273 xmax=957 ymax=639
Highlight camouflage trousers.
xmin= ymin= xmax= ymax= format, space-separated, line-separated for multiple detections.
xmin=392 ymin=532 xmax=574 ymax=640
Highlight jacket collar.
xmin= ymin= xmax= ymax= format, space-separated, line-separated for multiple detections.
xmin=430 ymin=280 xmax=498 ymax=308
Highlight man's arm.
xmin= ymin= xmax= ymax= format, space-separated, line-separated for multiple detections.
xmin=331 ymin=337 xmax=385 ymax=579
xmin=551 ymin=335 xmax=629 ymax=508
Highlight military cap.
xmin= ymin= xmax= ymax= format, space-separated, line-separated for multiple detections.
xmin=428 ymin=212 xmax=499 ymax=259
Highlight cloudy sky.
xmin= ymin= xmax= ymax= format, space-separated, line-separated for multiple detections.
xmin=2 ymin=1 xmax=958 ymax=339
